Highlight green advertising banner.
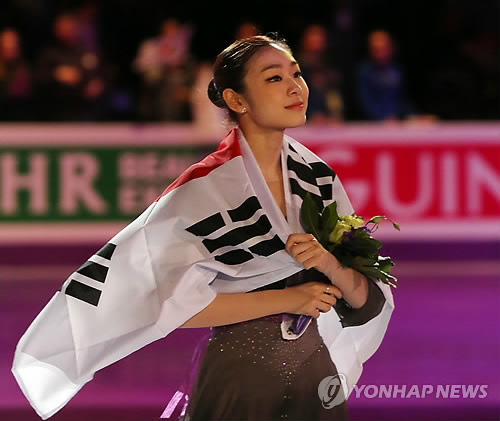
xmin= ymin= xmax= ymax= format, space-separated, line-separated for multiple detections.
xmin=1 ymin=123 xmax=498 ymax=243
xmin=0 ymin=145 xmax=215 ymax=222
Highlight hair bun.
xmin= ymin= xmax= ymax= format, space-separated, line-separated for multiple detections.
xmin=207 ymin=78 xmax=226 ymax=108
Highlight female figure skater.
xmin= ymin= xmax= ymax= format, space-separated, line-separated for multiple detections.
xmin=178 ymin=34 xmax=389 ymax=421
xmin=12 ymin=34 xmax=392 ymax=421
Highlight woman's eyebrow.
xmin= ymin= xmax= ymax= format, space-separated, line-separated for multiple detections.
xmin=260 ymin=60 xmax=298 ymax=73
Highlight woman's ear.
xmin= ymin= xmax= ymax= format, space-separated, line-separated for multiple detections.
xmin=222 ymin=88 xmax=246 ymax=114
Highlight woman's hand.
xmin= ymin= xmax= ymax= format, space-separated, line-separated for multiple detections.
xmin=285 ymin=233 xmax=370 ymax=310
xmin=282 ymin=281 xmax=343 ymax=319
xmin=285 ymin=233 xmax=340 ymax=275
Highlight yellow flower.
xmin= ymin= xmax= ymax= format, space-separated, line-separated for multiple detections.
xmin=329 ymin=221 xmax=352 ymax=244
xmin=342 ymin=215 xmax=364 ymax=229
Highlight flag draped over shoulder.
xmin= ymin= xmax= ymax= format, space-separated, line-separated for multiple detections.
xmin=12 ymin=127 xmax=394 ymax=419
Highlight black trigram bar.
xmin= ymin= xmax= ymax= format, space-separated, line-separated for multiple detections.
xmin=287 ymin=155 xmax=318 ymax=187
xmin=318 ymin=184 xmax=332 ymax=200
xmin=228 ymin=196 xmax=261 ymax=222
xmin=249 ymin=235 xmax=285 ymax=257
xmin=288 ymin=143 xmax=336 ymax=202
xmin=310 ymin=161 xmax=336 ymax=178
xmin=186 ymin=213 xmax=225 ymax=236
xmin=202 ymin=214 xmax=272 ymax=253
xmin=289 ymin=178 xmax=323 ymax=208
xmin=65 ymin=279 xmax=102 ymax=306
xmin=76 ymin=261 xmax=108 ymax=283
xmin=215 ymin=249 xmax=253 ymax=265
xmin=96 ymin=243 xmax=116 ymax=260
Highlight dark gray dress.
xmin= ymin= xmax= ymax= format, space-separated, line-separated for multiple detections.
xmin=183 ymin=269 xmax=386 ymax=421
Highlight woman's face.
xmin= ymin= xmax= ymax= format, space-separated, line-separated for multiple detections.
xmin=241 ymin=45 xmax=309 ymax=130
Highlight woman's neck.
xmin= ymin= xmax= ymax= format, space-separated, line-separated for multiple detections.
xmin=239 ymin=124 xmax=284 ymax=180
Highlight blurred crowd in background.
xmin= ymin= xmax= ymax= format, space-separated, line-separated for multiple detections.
xmin=0 ymin=0 xmax=498 ymax=124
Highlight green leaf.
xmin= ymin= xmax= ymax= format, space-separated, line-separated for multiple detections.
xmin=378 ymin=256 xmax=394 ymax=274
xmin=378 ymin=270 xmax=398 ymax=287
xmin=320 ymin=201 xmax=340 ymax=245
xmin=344 ymin=229 xmax=381 ymax=257
xmin=351 ymin=255 xmax=378 ymax=267
xmin=300 ymin=192 xmax=321 ymax=240
xmin=367 ymin=215 xmax=401 ymax=232
xmin=325 ymin=201 xmax=339 ymax=226
xmin=368 ymin=216 xmax=386 ymax=224
xmin=319 ymin=207 xmax=330 ymax=244
xmin=357 ymin=266 xmax=398 ymax=288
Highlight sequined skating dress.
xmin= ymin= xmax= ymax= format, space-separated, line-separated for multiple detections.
xmin=184 ymin=269 xmax=386 ymax=421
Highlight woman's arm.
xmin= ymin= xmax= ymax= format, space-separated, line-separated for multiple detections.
xmin=179 ymin=289 xmax=286 ymax=328
xmin=179 ymin=281 xmax=339 ymax=328
xmin=325 ymin=253 xmax=369 ymax=309
xmin=286 ymin=233 xmax=369 ymax=309
xmin=334 ymin=275 xmax=386 ymax=327
xmin=322 ymin=256 xmax=369 ymax=309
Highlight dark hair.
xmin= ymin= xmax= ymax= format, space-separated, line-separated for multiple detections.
xmin=208 ymin=33 xmax=292 ymax=122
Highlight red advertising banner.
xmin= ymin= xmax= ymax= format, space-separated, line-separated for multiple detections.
xmin=0 ymin=123 xmax=499 ymax=242
xmin=292 ymin=123 xmax=500 ymax=239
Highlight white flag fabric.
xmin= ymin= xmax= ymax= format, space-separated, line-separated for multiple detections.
xmin=12 ymin=127 xmax=394 ymax=419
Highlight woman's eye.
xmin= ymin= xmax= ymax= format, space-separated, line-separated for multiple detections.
xmin=266 ymin=72 xmax=302 ymax=82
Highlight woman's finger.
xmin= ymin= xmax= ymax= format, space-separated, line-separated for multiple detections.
xmin=288 ymin=240 xmax=315 ymax=257
xmin=326 ymin=285 xmax=343 ymax=299
xmin=285 ymin=233 xmax=316 ymax=250
xmin=294 ymin=247 xmax=319 ymax=266
xmin=301 ymin=254 xmax=325 ymax=270
xmin=321 ymin=293 xmax=337 ymax=307
xmin=316 ymin=301 xmax=332 ymax=313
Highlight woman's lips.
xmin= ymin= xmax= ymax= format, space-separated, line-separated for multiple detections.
xmin=285 ymin=102 xmax=304 ymax=110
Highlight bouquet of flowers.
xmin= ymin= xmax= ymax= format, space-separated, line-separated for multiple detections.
xmin=288 ymin=192 xmax=400 ymax=335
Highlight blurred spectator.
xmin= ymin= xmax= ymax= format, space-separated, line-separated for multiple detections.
xmin=426 ymin=7 xmax=499 ymax=121
xmin=76 ymin=2 xmax=133 ymax=120
xmin=75 ymin=1 xmax=100 ymax=54
xmin=0 ymin=1 xmax=495 ymax=123
xmin=0 ymin=28 xmax=32 ymax=121
xmin=326 ymin=0 xmax=361 ymax=121
xmin=133 ymin=18 xmax=197 ymax=122
xmin=189 ymin=61 xmax=225 ymax=135
xmin=190 ymin=21 xmax=260 ymax=134
xmin=356 ymin=30 xmax=436 ymax=123
xmin=235 ymin=22 xmax=260 ymax=40
xmin=35 ymin=13 xmax=113 ymax=121
xmin=297 ymin=24 xmax=344 ymax=124
xmin=462 ymin=28 xmax=499 ymax=119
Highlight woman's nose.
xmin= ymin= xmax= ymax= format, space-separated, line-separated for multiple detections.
xmin=288 ymin=79 xmax=302 ymax=95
